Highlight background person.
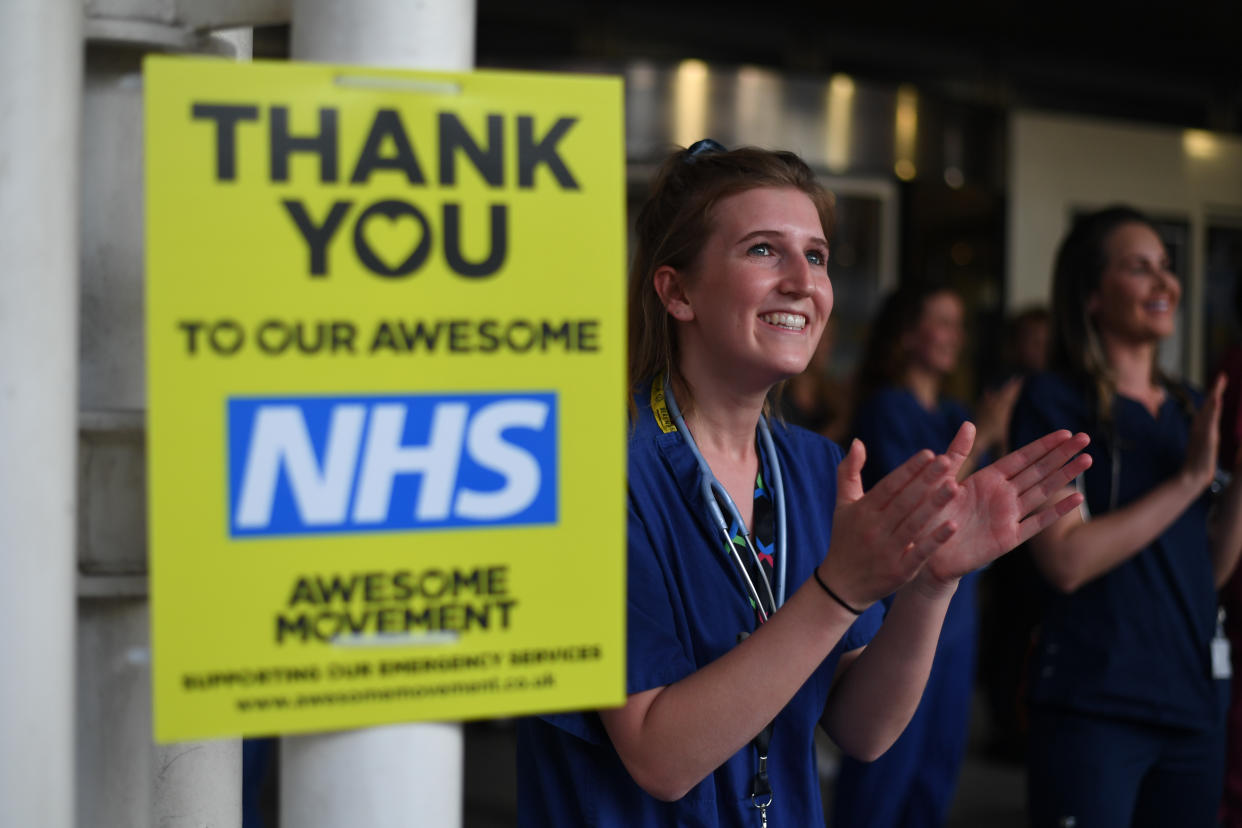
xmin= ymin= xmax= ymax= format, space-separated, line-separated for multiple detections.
xmin=1006 ymin=306 xmax=1051 ymax=379
xmin=832 ymin=282 xmax=1018 ymax=828
xmin=781 ymin=317 xmax=853 ymax=443
xmin=977 ymin=304 xmax=1054 ymax=763
xmin=1215 ymin=274 xmax=1242 ymax=828
xmin=1011 ymin=205 xmax=1242 ymax=827
xmin=515 ymin=142 xmax=1089 ymax=827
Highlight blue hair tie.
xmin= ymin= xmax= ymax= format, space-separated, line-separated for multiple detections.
xmin=685 ymin=138 xmax=727 ymax=161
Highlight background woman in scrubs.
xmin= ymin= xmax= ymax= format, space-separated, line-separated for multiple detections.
xmin=833 ymin=283 xmax=1018 ymax=828
xmin=1011 ymin=205 xmax=1242 ymax=827
xmin=1216 ymin=278 xmax=1242 ymax=826
xmin=517 ymin=143 xmax=1090 ymax=827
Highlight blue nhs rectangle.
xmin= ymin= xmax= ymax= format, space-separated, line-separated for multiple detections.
xmin=227 ymin=392 xmax=558 ymax=538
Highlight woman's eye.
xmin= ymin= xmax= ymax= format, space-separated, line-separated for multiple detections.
xmin=748 ymin=243 xmax=773 ymax=257
xmin=806 ymin=250 xmax=827 ymax=266
xmin=1121 ymin=258 xmax=1172 ymax=278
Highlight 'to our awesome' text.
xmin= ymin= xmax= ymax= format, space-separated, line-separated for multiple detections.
xmin=175 ymin=316 xmax=600 ymax=357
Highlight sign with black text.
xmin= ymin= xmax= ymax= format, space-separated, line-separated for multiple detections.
xmin=145 ymin=56 xmax=626 ymax=742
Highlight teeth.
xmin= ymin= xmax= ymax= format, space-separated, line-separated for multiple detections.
xmin=760 ymin=312 xmax=807 ymax=330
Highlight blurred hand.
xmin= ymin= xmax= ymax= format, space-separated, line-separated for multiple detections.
xmin=1183 ymin=374 xmax=1226 ymax=490
xmin=974 ymin=377 xmax=1023 ymax=451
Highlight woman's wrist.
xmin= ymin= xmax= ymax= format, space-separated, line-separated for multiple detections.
xmin=812 ymin=564 xmax=872 ymax=618
xmin=904 ymin=569 xmax=959 ymax=603
xmin=975 ymin=417 xmax=1002 ymax=448
xmin=812 ymin=566 xmax=864 ymax=615
xmin=1176 ymin=463 xmax=1214 ymax=497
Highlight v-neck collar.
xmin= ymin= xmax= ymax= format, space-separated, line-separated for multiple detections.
xmin=1113 ymin=386 xmax=1177 ymax=425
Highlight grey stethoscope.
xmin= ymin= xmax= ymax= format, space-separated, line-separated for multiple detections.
xmin=661 ymin=375 xmax=789 ymax=621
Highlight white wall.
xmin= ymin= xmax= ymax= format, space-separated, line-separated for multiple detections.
xmin=1007 ymin=110 xmax=1242 ymax=380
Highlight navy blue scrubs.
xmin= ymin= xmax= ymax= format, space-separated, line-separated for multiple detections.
xmin=832 ymin=387 xmax=980 ymax=828
xmin=1011 ymin=372 xmax=1228 ymax=827
xmin=516 ymin=384 xmax=883 ymax=827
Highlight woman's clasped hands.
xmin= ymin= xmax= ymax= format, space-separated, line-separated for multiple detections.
xmin=819 ymin=425 xmax=1093 ymax=610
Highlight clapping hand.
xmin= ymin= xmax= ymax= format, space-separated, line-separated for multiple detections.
xmin=923 ymin=423 xmax=1091 ymax=584
xmin=822 ymin=425 xmax=1091 ymax=607
xmin=1182 ymin=373 xmax=1226 ymax=489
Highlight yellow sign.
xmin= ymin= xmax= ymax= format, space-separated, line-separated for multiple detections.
xmin=144 ymin=56 xmax=626 ymax=742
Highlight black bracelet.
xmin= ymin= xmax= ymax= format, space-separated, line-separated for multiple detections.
xmin=813 ymin=568 xmax=863 ymax=615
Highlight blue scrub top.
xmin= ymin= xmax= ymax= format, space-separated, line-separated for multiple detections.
xmin=851 ymin=387 xmax=979 ymax=645
xmin=1010 ymin=372 xmax=1226 ymax=730
xmin=516 ymin=384 xmax=883 ymax=827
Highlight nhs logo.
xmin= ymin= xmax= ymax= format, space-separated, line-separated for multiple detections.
xmin=227 ymin=392 xmax=557 ymax=537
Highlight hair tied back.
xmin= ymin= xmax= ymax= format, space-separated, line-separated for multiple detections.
xmin=685 ymin=138 xmax=728 ymax=162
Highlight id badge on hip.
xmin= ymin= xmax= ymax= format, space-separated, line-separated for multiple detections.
xmin=1213 ymin=607 xmax=1232 ymax=680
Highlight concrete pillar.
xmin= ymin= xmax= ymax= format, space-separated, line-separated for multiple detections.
xmin=280 ymin=2 xmax=476 ymax=826
xmin=291 ymin=0 xmax=475 ymax=70
xmin=0 ymin=0 xmax=82 ymax=826
xmin=281 ymin=724 xmax=463 ymax=827
xmin=154 ymin=741 xmax=244 ymax=827
xmin=76 ymin=9 xmax=255 ymax=827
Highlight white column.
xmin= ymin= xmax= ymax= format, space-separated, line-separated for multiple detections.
xmin=281 ymin=724 xmax=462 ymax=827
xmin=291 ymin=0 xmax=475 ymax=70
xmin=0 ymin=0 xmax=81 ymax=827
xmin=280 ymin=3 xmax=476 ymax=826
xmin=153 ymin=741 xmax=244 ymax=827
xmin=76 ymin=13 xmax=254 ymax=828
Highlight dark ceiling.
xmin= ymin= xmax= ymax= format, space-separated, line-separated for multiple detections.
xmin=476 ymin=1 xmax=1242 ymax=133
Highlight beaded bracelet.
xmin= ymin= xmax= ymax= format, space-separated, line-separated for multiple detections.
xmin=813 ymin=568 xmax=863 ymax=615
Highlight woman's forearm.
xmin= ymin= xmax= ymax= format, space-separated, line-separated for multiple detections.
xmin=600 ymin=575 xmax=860 ymax=801
xmin=1211 ymin=476 xmax=1242 ymax=586
xmin=820 ymin=574 xmax=955 ymax=761
xmin=1032 ymin=474 xmax=1205 ymax=593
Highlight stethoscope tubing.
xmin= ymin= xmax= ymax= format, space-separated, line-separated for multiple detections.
xmin=662 ymin=376 xmax=788 ymax=619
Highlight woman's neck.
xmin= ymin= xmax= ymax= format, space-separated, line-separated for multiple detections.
xmin=1099 ymin=333 xmax=1158 ymax=396
xmin=669 ymin=369 xmax=764 ymax=528
xmin=903 ymin=365 xmax=941 ymax=411
xmin=1099 ymin=332 xmax=1164 ymax=414
xmin=670 ymin=370 xmax=765 ymax=465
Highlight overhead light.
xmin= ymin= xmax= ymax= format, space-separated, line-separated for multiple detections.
xmin=894 ymin=84 xmax=918 ymax=181
xmin=673 ymin=60 xmax=709 ymax=149
xmin=825 ymin=73 xmax=855 ymax=173
xmin=1183 ymin=129 xmax=1219 ymax=160
xmin=737 ymin=65 xmax=780 ymax=146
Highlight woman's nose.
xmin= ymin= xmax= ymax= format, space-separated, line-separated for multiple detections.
xmin=780 ymin=257 xmax=816 ymax=295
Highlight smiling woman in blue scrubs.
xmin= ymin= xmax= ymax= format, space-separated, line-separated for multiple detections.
xmin=515 ymin=142 xmax=1090 ymax=827
xmin=1012 ymin=206 xmax=1242 ymax=828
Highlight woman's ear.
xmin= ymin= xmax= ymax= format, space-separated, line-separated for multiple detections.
xmin=654 ymin=265 xmax=694 ymax=322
